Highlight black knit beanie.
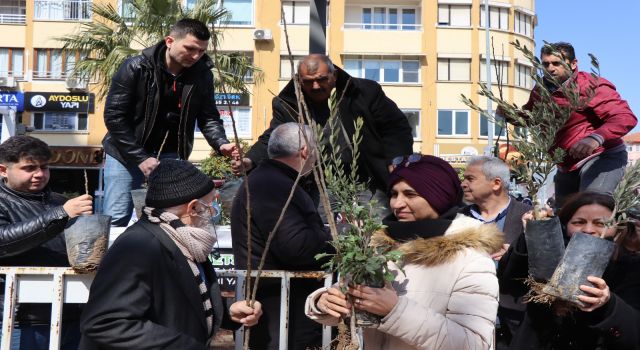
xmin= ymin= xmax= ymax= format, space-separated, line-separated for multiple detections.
xmin=146 ymin=159 xmax=214 ymax=208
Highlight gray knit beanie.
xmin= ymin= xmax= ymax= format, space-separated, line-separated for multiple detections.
xmin=146 ymin=159 xmax=214 ymax=208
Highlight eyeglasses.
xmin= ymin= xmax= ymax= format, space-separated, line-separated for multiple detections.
xmin=299 ymin=75 xmax=331 ymax=86
xmin=391 ymin=153 xmax=422 ymax=168
xmin=196 ymin=199 xmax=219 ymax=217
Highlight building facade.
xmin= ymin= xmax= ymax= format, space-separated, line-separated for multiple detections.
xmin=623 ymin=132 xmax=640 ymax=166
xmin=0 ymin=0 xmax=536 ymax=194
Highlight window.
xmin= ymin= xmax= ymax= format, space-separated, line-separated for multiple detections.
xmin=34 ymin=0 xmax=91 ymax=21
xmin=343 ymin=56 xmax=420 ymax=83
xmin=224 ymin=52 xmax=254 ymax=83
xmin=119 ymin=0 xmax=135 ymax=22
xmin=32 ymin=112 xmax=88 ymax=131
xmin=220 ymin=0 xmax=253 ymax=26
xmin=438 ymin=110 xmax=469 ymax=136
xmin=437 ymin=58 xmax=470 ymax=81
xmin=34 ymin=49 xmax=85 ymax=79
xmin=282 ymin=1 xmax=309 ymax=24
xmin=514 ymin=11 xmax=532 ymax=36
xmin=402 ymin=109 xmax=421 ymax=139
xmin=280 ymin=55 xmax=304 ymax=79
xmin=0 ymin=48 xmax=24 ymax=78
xmin=437 ymin=5 xmax=471 ymax=26
xmin=480 ymin=60 xmax=509 ymax=85
xmin=480 ymin=6 xmax=509 ymax=30
xmin=361 ymin=6 xmax=419 ymax=30
xmin=0 ymin=0 xmax=26 ymax=24
xmin=480 ymin=113 xmax=507 ymax=137
xmin=515 ymin=63 xmax=532 ymax=88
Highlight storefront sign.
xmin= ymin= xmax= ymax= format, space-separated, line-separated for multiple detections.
xmin=215 ymin=93 xmax=249 ymax=106
xmin=0 ymin=92 xmax=23 ymax=111
xmin=210 ymin=251 xmax=235 ymax=293
xmin=439 ymin=154 xmax=472 ymax=165
xmin=218 ymin=108 xmax=251 ymax=138
xmin=49 ymin=146 xmax=104 ymax=168
xmin=25 ymin=92 xmax=95 ymax=113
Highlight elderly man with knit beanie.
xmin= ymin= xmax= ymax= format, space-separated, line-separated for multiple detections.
xmin=79 ymin=159 xmax=262 ymax=350
xmin=307 ymin=154 xmax=502 ymax=350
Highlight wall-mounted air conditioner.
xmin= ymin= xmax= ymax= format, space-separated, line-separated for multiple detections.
xmin=253 ymin=29 xmax=273 ymax=41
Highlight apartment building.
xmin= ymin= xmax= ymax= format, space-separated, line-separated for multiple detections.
xmin=0 ymin=0 xmax=536 ymax=195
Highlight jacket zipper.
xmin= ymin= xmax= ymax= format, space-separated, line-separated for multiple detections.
xmin=178 ymin=84 xmax=194 ymax=158
xmin=142 ymin=68 xmax=161 ymax=148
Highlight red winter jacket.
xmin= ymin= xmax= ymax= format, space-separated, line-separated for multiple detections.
xmin=523 ymin=70 xmax=636 ymax=171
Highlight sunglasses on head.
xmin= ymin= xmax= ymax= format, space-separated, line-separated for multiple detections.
xmin=391 ymin=153 xmax=422 ymax=168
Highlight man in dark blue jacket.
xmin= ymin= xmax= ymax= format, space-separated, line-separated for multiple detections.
xmin=232 ymin=123 xmax=334 ymax=350
xmin=102 ymin=18 xmax=237 ymax=226
xmin=0 ymin=135 xmax=93 ymax=349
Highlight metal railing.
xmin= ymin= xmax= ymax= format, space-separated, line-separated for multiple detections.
xmin=0 ymin=267 xmax=92 ymax=350
xmin=0 ymin=267 xmax=333 ymax=350
xmin=0 ymin=14 xmax=25 ymax=24
xmin=218 ymin=270 xmax=333 ymax=350
xmin=344 ymin=22 xmax=422 ymax=30
xmin=33 ymin=0 xmax=91 ymax=21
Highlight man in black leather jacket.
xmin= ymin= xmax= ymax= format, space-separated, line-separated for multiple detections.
xmin=102 ymin=18 xmax=236 ymax=226
xmin=0 ymin=135 xmax=93 ymax=349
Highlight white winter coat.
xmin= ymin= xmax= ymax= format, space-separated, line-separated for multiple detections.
xmin=306 ymin=215 xmax=503 ymax=350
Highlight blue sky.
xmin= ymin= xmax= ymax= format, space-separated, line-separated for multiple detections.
xmin=534 ymin=0 xmax=640 ymax=132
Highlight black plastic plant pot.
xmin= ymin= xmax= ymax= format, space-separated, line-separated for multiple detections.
xmin=64 ymin=214 xmax=112 ymax=273
xmin=524 ymin=216 xmax=566 ymax=281
xmin=353 ymin=277 xmax=384 ymax=328
xmin=130 ymin=188 xmax=147 ymax=220
xmin=542 ymin=232 xmax=614 ymax=306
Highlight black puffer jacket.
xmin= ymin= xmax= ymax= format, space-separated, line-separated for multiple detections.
xmin=0 ymin=179 xmax=82 ymax=326
xmin=102 ymin=41 xmax=229 ymax=166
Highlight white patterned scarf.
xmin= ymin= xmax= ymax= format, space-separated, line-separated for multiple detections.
xmin=143 ymin=206 xmax=217 ymax=335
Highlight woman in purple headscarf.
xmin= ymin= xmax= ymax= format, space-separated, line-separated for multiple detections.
xmin=305 ymin=155 xmax=504 ymax=350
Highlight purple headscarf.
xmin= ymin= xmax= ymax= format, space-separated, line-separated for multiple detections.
xmin=388 ymin=155 xmax=462 ymax=215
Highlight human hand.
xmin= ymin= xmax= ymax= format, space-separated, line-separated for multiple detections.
xmin=569 ymin=137 xmax=600 ymax=159
xmin=231 ymin=157 xmax=253 ymax=176
xmin=349 ymin=282 xmax=398 ymax=317
xmin=219 ymin=143 xmax=237 ymax=157
xmin=63 ymin=194 xmax=93 ymax=218
xmin=577 ymin=276 xmax=611 ymax=312
xmin=491 ymin=243 xmax=510 ymax=261
xmin=229 ymin=301 xmax=263 ymax=327
xmin=522 ymin=208 xmax=554 ymax=229
xmin=138 ymin=157 xmax=160 ymax=177
xmin=317 ymin=287 xmax=351 ymax=318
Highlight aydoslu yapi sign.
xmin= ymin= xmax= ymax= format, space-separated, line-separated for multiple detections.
xmin=25 ymin=92 xmax=95 ymax=113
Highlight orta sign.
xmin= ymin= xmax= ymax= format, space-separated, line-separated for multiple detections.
xmin=0 ymin=92 xmax=24 ymax=111
xmin=24 ymin=92 xmax=95 ymax=113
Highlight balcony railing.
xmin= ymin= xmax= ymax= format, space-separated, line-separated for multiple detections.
xmin=344 ymin=22 xmax=422 ymax=30
xmin=34 ymin=0 xmax=92 ymax=21
xmin=0 ymin=70 xmax=24 ymax=79
xmin=0 ymin=13 xmax=25 ymax=24
xmin=33 ymin=71 xmax=70 ymax=80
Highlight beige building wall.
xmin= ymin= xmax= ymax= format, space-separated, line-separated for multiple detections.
xmin=1 ymin=0 xmax=536 ymax=164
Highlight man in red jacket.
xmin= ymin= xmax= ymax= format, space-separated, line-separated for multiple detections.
xmin=523 ymin=42 xmax=636 ymax=208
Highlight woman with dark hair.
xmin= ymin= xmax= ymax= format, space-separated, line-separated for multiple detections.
xmin=304 ymin=155 xmax=504 ymax=350
xmin=499 ymin=191 xmax=640 ymax=349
